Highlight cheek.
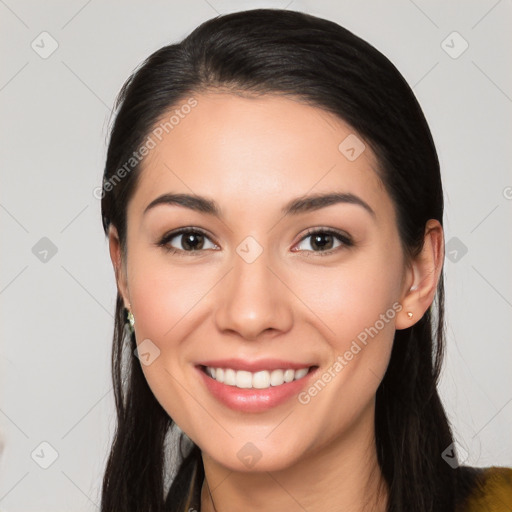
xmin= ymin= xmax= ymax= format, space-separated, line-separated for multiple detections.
xmin=127 ymin=250 xmax=211 ymax=340
xmin=126 ymin=252 xmax=203 ymax=424
xmin=293 ymin=249 xmax=403 ymax=344
xmin=295 ymin=257 xmax=400 ymax=424
xmin=289 ymin=247 xmax=402 ymax=418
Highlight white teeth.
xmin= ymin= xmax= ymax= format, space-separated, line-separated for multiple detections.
xmin=236 ymin=370 xmax=253 ymax=388
xmin=224 ymin=368 xmax=236 ymax=386
xmin=283 ymin=369 xmax=295 ymax=383
xmin=253 ymin=370 xmax=271 ymax=389
xmin=204 ymin=366 xmax=311 ymax=389
xmin=270 ymin=369 xmax=284 ymax=386
xmin=294 ymin=368 xmax=309 ymax=379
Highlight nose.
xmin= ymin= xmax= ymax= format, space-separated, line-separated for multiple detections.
xmin=213 ymin=246 xmax=293 ymax=341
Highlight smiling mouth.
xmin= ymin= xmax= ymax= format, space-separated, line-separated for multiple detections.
xmin=198 ymin=365 xmax=318 ymax=390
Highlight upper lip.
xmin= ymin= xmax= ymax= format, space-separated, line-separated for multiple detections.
xmin=197 ymin=358 xmax=316 ymax=372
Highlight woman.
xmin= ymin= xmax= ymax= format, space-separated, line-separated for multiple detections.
xmin=99 ymin=8 xmax=512 ymax=512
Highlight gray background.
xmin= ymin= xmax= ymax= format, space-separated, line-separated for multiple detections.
xmin=1 ymin=0 xmax=511 ymax=510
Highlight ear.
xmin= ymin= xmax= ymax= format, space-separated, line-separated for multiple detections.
xmin=108 ymin=225 xmax=130 ymax=309
xmin=395 ymin=219 xmax=444 ymax=330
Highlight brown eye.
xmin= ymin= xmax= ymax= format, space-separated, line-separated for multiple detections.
xmin=158 ymin=228 xmax=217 ymax=254
xmin=294 ymin=228 xmax=353 ymax=256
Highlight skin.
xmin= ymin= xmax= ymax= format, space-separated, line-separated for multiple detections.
xmin=109 ymin=92 xmax=444 ymax=512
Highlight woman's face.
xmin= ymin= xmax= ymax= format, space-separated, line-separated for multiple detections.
xmin=113 ymin=92 xmax=414 ymax=472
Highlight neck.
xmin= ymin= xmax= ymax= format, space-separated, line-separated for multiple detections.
xmin=200 ymin=403 xmax=388 ymax=512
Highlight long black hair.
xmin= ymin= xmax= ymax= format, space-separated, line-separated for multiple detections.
xmin=100 ymin=8 xmax=477 ymax=511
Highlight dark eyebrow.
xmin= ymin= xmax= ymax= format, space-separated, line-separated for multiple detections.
xmin=281 ymin=192 xmax=376 ymax=219
xmin=144 ymin=193 xmax=222 ymax=217
xmin=143 ymin=192 xmax=376 ymax=220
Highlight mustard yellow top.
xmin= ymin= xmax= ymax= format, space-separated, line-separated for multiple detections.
xmin=456 ymin=466 xmax=512 ymax=512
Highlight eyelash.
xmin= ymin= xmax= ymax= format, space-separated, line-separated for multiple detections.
xmin=157 ymin=227 xmax=354 ymax=258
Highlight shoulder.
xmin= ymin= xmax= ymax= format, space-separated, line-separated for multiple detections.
xmin=456 ymin=466 xmax=512 ymax=512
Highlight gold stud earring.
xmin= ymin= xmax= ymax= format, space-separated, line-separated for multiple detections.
xmin=126 ymin=303 xmax=135 ymax=333
xmin=127 ymin=310 xmax=135 ymax=327
xmin=407 ymin=312 xmax=413 ymax=318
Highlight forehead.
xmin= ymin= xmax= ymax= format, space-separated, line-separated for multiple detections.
xmin=129 ymin=92 xmax=394 ymax=225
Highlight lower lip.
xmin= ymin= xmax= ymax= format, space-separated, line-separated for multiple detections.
xmin=196 ymin=366 xmax=318 ymax=413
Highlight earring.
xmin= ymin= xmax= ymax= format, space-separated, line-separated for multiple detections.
xmin=125 ymin=307 xmax=135 ymax=334
xmin=407 ymin=312 xmax=413 ymax=318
